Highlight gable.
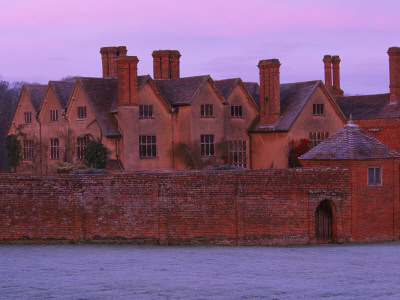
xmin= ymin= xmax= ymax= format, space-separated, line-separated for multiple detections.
xmin=229 ymin=82 xmax=259 ymax=115
xmin=291 ymin=84 xmax=346 ymax=132
xmin=38 ymin=86 xmax=62 ymax=123
xmin=139 ymin=81 xmax=171 ymax=117
xmin=191 ymin=80 xmax=226 ymax=108
xmin=8 ymin=88 xmax=39 ymax=135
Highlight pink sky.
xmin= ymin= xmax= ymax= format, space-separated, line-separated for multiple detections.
xmin=0 ymin=0 xmax=399 ymax=95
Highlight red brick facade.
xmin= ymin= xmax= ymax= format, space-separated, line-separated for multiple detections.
xmin=0 ymin=168 xmax=354 ymax=245
xmin=355 ymin=118 xmax=400 ymax=153
xmin=302 ymin=159 xmax=400 ymax=243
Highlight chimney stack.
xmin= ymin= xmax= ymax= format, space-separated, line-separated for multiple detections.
xmin=323 ymin=55 xmax=333 ymax=90
xmin=388 ymin=47 xmax=400 ymax=104
xmin=100 ymin=46 xmax=127 ymax=78
xmin=116 ymin=56 xmax=139 ymax=106
xmin=152 ymin=50 xmax=181 ymax=79
xmin=258 ymin=59 xmax=281 ymax=125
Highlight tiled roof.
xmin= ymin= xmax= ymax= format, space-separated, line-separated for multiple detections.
xmin=214 ymin=78 xmax=241 ymax=100
xmin=249 ymin=80 xmax=321 ymax=132
xmin=335 ymin=93 xmax=400 ymax=120
xmin=49 ymin=81 xmax=74 ymax=109
xmin=154 ymin=75 xmax=210 ymax=106
xmin=243 ymin=82 xmax=260 ymax=108
xmin=299 ymin=122 xmax=400 ymax=160
xmin=77 ymin=77 xmax=121 ymax=138
xmin=24 ymin=85 xmax=47 ymax=112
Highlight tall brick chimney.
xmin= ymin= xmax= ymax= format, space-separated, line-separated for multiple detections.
xmin=152 ymin=50 xmax=181 ymax=79
xmin=258 ymin=59 xmax=281 ymax=125
xmin=116 ymin=56 xmax=139 ymax=106
xmin=388 ymin=47 xmax=400 ymax=104
xmin=331 ymin=55 xmax=344 ymax=97
xmin=100 ymin=46 xmax=127 ymax=78
xmin=323 ymin=55 xmax=333 ymax=90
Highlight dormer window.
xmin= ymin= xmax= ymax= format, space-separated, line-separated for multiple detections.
xmin=139 ymin=105 xmax=153 ymax=119
xmin=313 ymin=104 xmax=324 ymax=115
xmin=24 ymin=112 xmax=32 ymax=123
xmin=77 ymin=106 xmax=87 ymax=119
xmin=50 ymin=109 xmax=58 ymax=121
xmin=231 ymin=105 xmax=243 ymax=118
xmin=201 ymin=104 xmax=213 ymax=118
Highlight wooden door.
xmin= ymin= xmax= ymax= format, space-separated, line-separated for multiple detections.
xmin=315 ymin=200 xmax=332 ymax=243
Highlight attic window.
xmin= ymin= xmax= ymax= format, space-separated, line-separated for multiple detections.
xmin=50 ymin=109 xmax=58 ymax=121
xmin=368 ymin=167 xmax=382 ymax=186
xmin=77 ymin=106 xmax=87 ymax=119
xmin=231 ymin=105 xmax=243 ymax=118
xmin=313 ymin=104 xmax=324 ymax=115
xmin=24 ymin=112 xmax=32 ymax=123
xmin=139 ymin=105 xmax=153 ymax=119
xmin=201 ymin=104 xmax=214 ymax=118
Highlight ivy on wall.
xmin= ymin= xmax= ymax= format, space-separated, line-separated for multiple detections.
xmin=5 ymin=134 xmax=22 ymax=171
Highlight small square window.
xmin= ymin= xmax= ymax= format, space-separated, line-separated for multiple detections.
xmin=313 ymin=104 xmax=324 ymax=115
xmin=368 ymin=167 xmax=382 ymax=186
xmin=139 ymin=105 xmax=153 ymax=119
xmin=231 ymin=105 xmax=243 ymax=118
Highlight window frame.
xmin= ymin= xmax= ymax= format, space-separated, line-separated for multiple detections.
xmin=228 ymin=140 xmax=247 ymax=167
xmin=313 ymin=104 xmax=324 ymax=116
xmin=24 ymin=112 xmax=32 ymax=124
xmin=23 ymin=139 xmax=34 ymax=161
xmin=200 ymin=134 xmax=215 ymax=156
xmin=50 ymin=109 xmax=58 ymax=122
xmin=309 ymin=132 xmax=329 ymax=148
xmin=200 ymin=104 xmax=214 ymax=118
xmin=230 ymin=105 xmax=243 ymax=118
xmin=77 ymin=136 xmax=88 ymax=159
xmin=368 ymin=166 xmax=382 ymax=186
xmin=139 ymin=105 xmax=154 ymax=119
xmin=50 ymin=138 xmax=60 ymax=160
xmin=77 ymin=106 xmax=87 ymax=120
xmin=139 ymin=135 xmax=157 ymax=158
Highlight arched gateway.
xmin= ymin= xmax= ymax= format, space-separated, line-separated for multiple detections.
xmin=315 ymin=200 xmax=333 ymax=243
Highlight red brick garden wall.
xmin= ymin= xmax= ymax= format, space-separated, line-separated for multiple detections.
xmin=0 ymin=168 xmax=351 ymax=245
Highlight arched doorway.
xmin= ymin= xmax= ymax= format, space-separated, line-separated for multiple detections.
xmin=315 ymin=200 xmax=333 ymax=243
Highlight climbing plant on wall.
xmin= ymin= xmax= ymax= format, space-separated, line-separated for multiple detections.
xmin=5 ymin=134 xmax=22 ymax=171
xmin=84 ymin=134 xmax=110 ymax=169
xmin=288 ymin=138 xmax=310 ymax=168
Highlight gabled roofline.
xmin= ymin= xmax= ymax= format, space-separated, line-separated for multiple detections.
xmin=7 ymin=84 xmax=45 ymax=136
xmin=286 ymin=80 xmax=347 ymax=131
xmin=191 ymin=75 xmax=227 ymax=106
xmin=65 ymin=77 xmax=122 ymax=138
xmin=37 ymin=83 xmax=52 ymax=122
xmin=237 ymin=79 xmax=259 ymax=113
xmin=138 ymin=75 xmax=172 ymax=112
xmin=318 ymin=81 xmax=348 ymax=123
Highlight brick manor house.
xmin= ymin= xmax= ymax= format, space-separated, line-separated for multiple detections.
xmin=8 ymin=45 xmax=399 ymax=173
